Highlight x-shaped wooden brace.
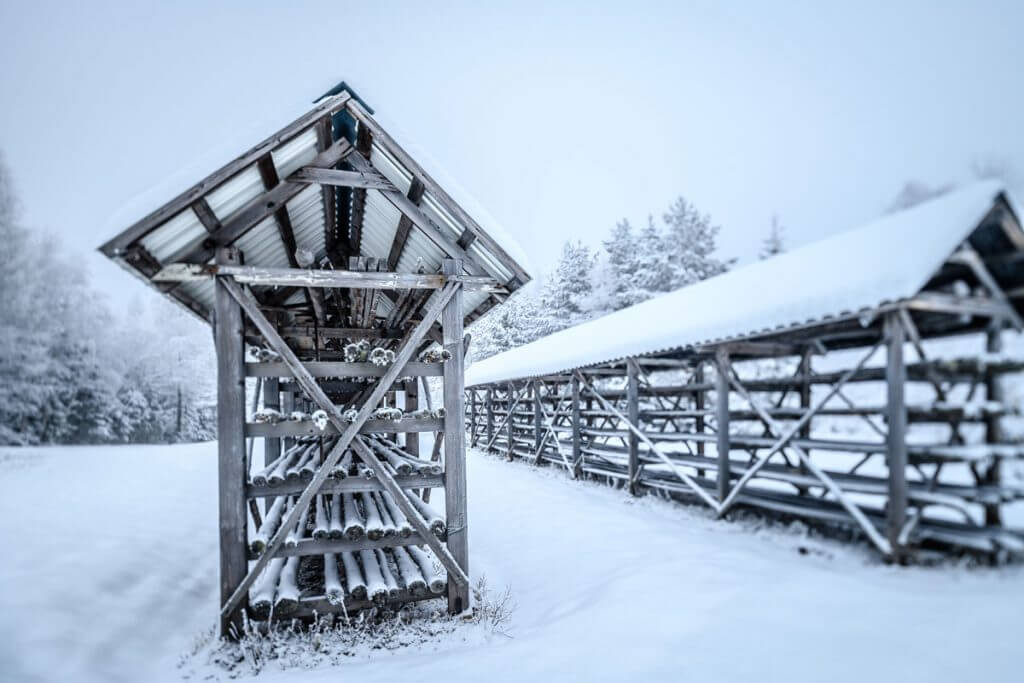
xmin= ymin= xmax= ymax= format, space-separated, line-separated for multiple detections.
xmin=719 ymin=345 xmax=892 ymax=555
xmin=482 ymin=383 xmax=528 ymax=452
xmin=531 ymin=379 xmax=575 ymax=473
xmin=574 ymin=370 xmax=722 ymax=512
xmin=218 ymin=277 xmax=469 ymax=622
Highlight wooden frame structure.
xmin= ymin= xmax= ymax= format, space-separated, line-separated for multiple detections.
xmin=468 ymin=187 xmax=1024 ymax=561
xmin=100 ymin=84 xmax=530 ymax=637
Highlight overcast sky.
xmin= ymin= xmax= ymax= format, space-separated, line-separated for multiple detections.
xmin=2 ymin=0 xmax=1022 ymax=307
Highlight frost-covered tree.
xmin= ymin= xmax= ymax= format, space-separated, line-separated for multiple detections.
xmin=538 ymin=241 xmax=597 ymax=325
xmin=661 ymin=196 xmax=732 ymax=289
xmin=760 ymin=214 xmax=785 ymax=259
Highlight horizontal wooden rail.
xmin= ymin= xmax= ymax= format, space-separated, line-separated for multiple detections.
xmin=248 ymin=532 xmax=436 ymax=560
xmin=247 ymin=473 xmax=443 ymax=498
xmin=245 ymin=361 xmax=443 ymax=378
xmin=245 ymin=417 xmax=443 ymax=437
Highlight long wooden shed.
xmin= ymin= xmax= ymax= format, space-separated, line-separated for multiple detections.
xmin=100 ymin=83 xmax=531 ymax=636
xmin=466 ymin=182 xmax=1024 ymax=560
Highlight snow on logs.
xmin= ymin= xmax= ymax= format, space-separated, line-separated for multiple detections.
xmin=248 ymin=546 xmax=447 ymax=618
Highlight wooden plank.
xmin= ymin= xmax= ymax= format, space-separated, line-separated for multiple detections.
xmin=166 ymin=138 xmax=354 ymax=265
xmin=214 ymin=248 xmax=247 ymax=638
xmin=281 ymin=325 xmax=402 ymax=340
xmin=694 ymin=363 xmax=706 ymax=478
xmin=533 ymin=381 xmax=543 ymax=458
xmin=715 ymin=349 xmax=731 ymax=502
xmin=191 ymin=198 xmax=222 ymax=233
xmin=218 ymin=279 xmax=463 ymax=621
xmin=263 ymin=532 xmax=433 ymax=559
xmin=245 ymin=417 xmax=443 ymax=438
xmin=262 ymin=377 xmax=279 ymax=513
xmin=344 ymin=100 xmax=531 ymax=285
xmin=349 ymin=125 xmax=373 ymax=254
xmin=247 ymin=473 xmax=443 ymax=498
xmin=441 ymin=259 xmax=469 ymax=613
xmin=627 ymin=359 xmax=639 ymax=495
xmin=292 ymin=166 xmax=393 ymax=190
xmin=315 ymin=116 xmax=343 ymax=265
xmin=984 ymin=329 xmax=1005 ymax=526
xmin=571 ymin=375 xmax=582 ymax=477
xmin=405 ymin=378 xmax=420 ymax=458
xmin=387 ymin=179 xmax=426 ymax=271
xmin=100 ymin=92 xmax=351 ymax=256
xmin=885 ymin=312 xmax=908 ymax=558
xmin=245 ymin=361 xmax=443 ymax=378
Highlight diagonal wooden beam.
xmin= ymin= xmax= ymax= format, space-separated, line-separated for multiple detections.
xmin=166 ymin=138 xmax=354 ymax=265
xmin=387 ymin=179 xmax=426 ymax=271
xmin=256 ymin=154 xmax=325 ymax=323
xmin=344 ymin=150 xmax=487 ymax=277
xmin=314 ymin=117 xmax=344 ymax=264
xmin=949 ymin=245 xmax=1024 ymax=330
xmin=293 ymin=167 xmax=393 ymax=190
xmin=100 ymin=92 xmax=352 ymax=257
xmin=348 ymin=125 xmax=373 ymax=255
xmin=217 ymin=277 xmax=462 ymax=620
xmin=191 ymin=198 xmax=222 ymax=233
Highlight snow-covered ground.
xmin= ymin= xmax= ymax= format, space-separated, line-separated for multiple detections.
xmin=2 ymin=443 xmax=1022 ymax=682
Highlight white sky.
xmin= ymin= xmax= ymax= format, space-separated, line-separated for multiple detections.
xmin=2 ymin=0 xmax=1022 ymax=307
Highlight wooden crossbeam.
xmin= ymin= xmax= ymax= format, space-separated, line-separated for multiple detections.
xmin=387 ymin=179 xmax=426 ymax=271
xmin=315 ymin=116 xmax=343 ymax=265
xmin=293 ymin=167 xmax=393 ymax=190
xmin=152 ymin=263 xmax=502 ymax=291
xmin=716 ymin=341 xmax=882 ymax=517
xmin=100 ymin=92 xmax=352 ymax=257
xmin=166 ymin=138 xmax=354 ymax=265
xmin=245 ymin=361 xmax=442 ymax=378
xmin=217 ymin=277 xmax=462 ymax=621
xmin=949 ymin=245 xmax=1024 ymax=330
xmin=349 ymin=125 xmax=373 ymax=254
xmin=345 ymin=100 xmax=531 ymax=285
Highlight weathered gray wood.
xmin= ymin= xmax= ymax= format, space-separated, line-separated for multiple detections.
xmin=261 ymin=531 xmax=432 ymax=559
xmin=984 ymin=329 xmax=1004 ymax=526
xmin=627 ymin=359 xmax=640 ymax=495
xmin=506 ymin=383 xmax=514 ymax=461
xmin=262 ymin=377 xmax=280 ymax=513
xmin=715 ymin=349 xmax=731 ymax=502
xmin=166 ymin=139 xmax=355 ymax=265
xmin=387 ymin=179 xmax=426 ymax=271
xmin=348 ymin=125 xmax=373 ymax=254
xmin=533 ymin=382 xmax=543 ymax=458
xmin=291 ymin=166 xmax=393 ymax=190
xmin=247 ymin=473 xmax=443 ymax=498
xmin=245 ymin=417 xmax=443 ymax=438
xmin=245 ymin=361 xmax=443 ymax=378
xmin=344 ymin=100 xmax=531 ymax=286
xmin=100 ymin=92 xmax=352 ymax=257
xmin=217 ymin=278 xmax=462 ymax=621
xmin=281 ymin=325 xmax=402 ymax=340
xmin=486 ymin=387 xmax=494 ymax=448
xmin=885 ymin=312 xmax=908 ymax=558
xmin=694 ymin=363 xmax=706 ymax=478
xmin=214 ymin=248 xmax=247 ymax=638
xmin=442 ymin=259 xmax=470 ymax=613
xmin=571 ymin=375 xmax=582 ymax=478
xmin=153 ymin=263 xmax=502 ymax=291
xmin=405 ymin=379 xmax=420 ymax=458
xmin=314 ymin=116 xmax=343 ymax=265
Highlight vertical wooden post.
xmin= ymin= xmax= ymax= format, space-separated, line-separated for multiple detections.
xmin=533 ymin=381 xmax=543 ymax=461
xmin=885 ymin=312 xmax=908 ymax=559
xmin=469 ymin=388 xmax=478 ymax=447
xmin=406 ymin=379 xmax=420 ymax=458
xmin=214 ymin=247 xmax=247 ymax=638
xmin=506 ymin=382 xmax=514 ymax=460
xmin=571 ymin=374 xmax=582 ymax=478
xmin=694 ymin=363 xmax=705 ymax=479
xmin=627 ymin=359 xmax=639 ymax=496
xmin=486 ymin=387 xmax=494 ymax=450
xmin=984 ymin=328 xmax=1004 ymax=526
xmin=441 ymin=259 xmax=469 ymax=613
xmin=262 ymin=377 xmax=279 ymax=513
xmin=797 ymin=348 xmax=812 ymax=495
xmin=715 ymin=349 xmax=731 ymax=502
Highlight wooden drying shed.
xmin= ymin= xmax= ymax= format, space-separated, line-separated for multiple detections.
xmin=100 ymin=83 xmax=530 ymax=636
xmin=466 ymin=182 xmax=1024 ymax=561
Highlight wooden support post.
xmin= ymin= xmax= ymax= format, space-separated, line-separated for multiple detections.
xmin=571 ymin=374 xmax=582 ymax=478
xmin=441 ymin=259 xmax=469 ymax=614
xmin=506 ymin=382 xmax=514 ymax=461
xmin=627 ymin=359 xmax=640 ymax=495
xmin=983 ymin=328 xmax=1003 ymax=526
xmin=262 ymin=377 xmax=279 ymax=513
xmin=533 ymin=381 xmax=543 ymax=462
xmin=885 ymin=312 xmax=908 ymax=559
xmin=797 ymin=349 xmax=812 ymax=494
xmin=715 ymin=349 xmax=731 ymax=502
xmin=486 ymin=387 xmax=494 ymax=450
xmin=214 ymin=247 xmax=247 ymax=638
xmin=470 ymin=388 xmax=478 ymax=447
xmin=694 ymin=363 xmax=705 ymax=479
xmin=406 ymin=379 xmax=420 ymax=458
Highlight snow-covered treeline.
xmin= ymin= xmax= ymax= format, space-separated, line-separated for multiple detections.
xmin=468 ymin=195 xmax=736 ymax=362
xmin=0 ymin=153 xmax=216 ymax=446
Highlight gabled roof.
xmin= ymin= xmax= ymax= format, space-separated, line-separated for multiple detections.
xmin=99 ymin=84 xmax=530 ymax=326
xmin=467 ymin=181 xmax=1024 ymax=387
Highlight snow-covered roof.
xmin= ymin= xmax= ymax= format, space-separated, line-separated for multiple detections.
xmin=467 ymin=181 xmax=1021 ymax=387
xmin=98 ymin=82 xmax=531 ymax=324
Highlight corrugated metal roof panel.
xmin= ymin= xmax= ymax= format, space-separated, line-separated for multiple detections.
xmin=139 ymin=208 xmax=207 ymax=262
xmin=272 ymin=129 xmax=318 ymax=179
xmin=360 ymin=190 xmax=402 ymax=261
xmin=206 ymin=165 xmax=264 ymax=221
xmin=396 ymin=228 xmax=444 ymax=274
xmin=287 ymin=184 xmax=326 ymax=260
xmin=234 ymin=216 xmax=290 ymax=268
xmin=369 ymin=143 xmax=413 ymax=195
